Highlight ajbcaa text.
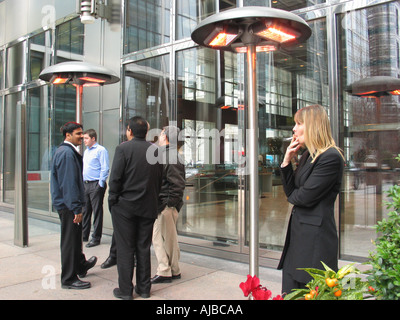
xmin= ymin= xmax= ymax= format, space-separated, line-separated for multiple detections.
xmin=156 ymin=304 xmax=243 ymax=317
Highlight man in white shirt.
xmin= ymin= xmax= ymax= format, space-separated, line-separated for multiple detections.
xmin=82 ymin=129 xmax=110 ymax=248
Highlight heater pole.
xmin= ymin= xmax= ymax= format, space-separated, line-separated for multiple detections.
xmin=76 ymin=84 xmax=83 ymax=124
xmin=247 ymin=44 xmax=259 ymax=278
xmin=76 ymin=84 xmax=84 ymax=154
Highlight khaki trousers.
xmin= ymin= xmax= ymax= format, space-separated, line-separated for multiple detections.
xmin=152 ymin=206 xmax=180 ymax=277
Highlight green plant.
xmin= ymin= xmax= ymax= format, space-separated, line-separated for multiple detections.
xmin=284 ymin=262 xmax=370 ymax=300
xmin=367 ymin=156 xmax=400 ymax=299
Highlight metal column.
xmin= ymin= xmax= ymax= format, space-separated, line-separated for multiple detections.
xmin=14 ymin=102 xmax=28 ymax=247
xmin=246 ymin=44 xmax=259 ymax=277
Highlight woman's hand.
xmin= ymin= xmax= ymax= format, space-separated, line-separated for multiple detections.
xmin=281 ymin=136 xmax=302 ymax=167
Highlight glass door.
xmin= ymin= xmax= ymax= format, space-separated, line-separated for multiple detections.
xmin=176 ymin=47 xmax=242 ymax=248
xmin=254 ymin=17 xmax=328 ymax=253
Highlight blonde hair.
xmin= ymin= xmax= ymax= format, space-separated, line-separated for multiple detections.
xmin=294 ymin=104 xmax=344 ymax=162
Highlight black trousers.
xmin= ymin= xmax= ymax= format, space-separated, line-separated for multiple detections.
xmin=58 ymin=209 xmax=87 ymax=285
xmin=111 ymin=203 xmax=155 ymax=296
xmin=108 ymin=233 xmax=117 ymax=260
xmin=82 ymin=181 xmax=106 ymax=241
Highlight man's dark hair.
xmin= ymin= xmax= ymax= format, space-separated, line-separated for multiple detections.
xmin=61 ymin=122 xmax=83 ymax=138
xmin=84 ymin=128 xmax=97 ymax=141
xmin=128 ymin=116 xmax=148 ymax=139
xmin=163 ymin=126 xmax=180 ymax=146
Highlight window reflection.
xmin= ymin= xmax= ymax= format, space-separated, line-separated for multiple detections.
xmin=3 ymin=93 xmax=20 ymax=204
xmin=27 ymin=87 xmax=52 ymax=212
xmin=124 ymin=54 xmax=170 ymax=136
xmin=6 ymin=42 xmax=24 ymax=88
xmin=56 ymin=18 xmax=84 ymax=62
xmin=175 ymin=0 xmax=236 ymax=41
xmin=0 ymin=50 xmax=3 ymax=89
xmin=338 ymin=2 xmax=400 ymax=259
xmin=125 ymin=0 xmax=171 ymax=53
xmin=257 ymin=18 xmax=327 ymax=250
xmin=29 ymin=32 xmax=51 ymax=81
xmin=176 ymin=46 xmax=240 ymax=245
xmin=242 ymin=0 xmax=325 ymax=11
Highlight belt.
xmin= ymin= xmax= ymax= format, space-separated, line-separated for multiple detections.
xmin=84 ymin=180 xmax=98 ymax=184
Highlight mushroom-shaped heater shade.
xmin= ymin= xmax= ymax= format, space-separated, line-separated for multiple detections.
xmin=347 ymin=76 xmax=400 ymax=97
xmin=39 ymin=61 xmax=120 ymax=86
xmin=191 ymin=6 xmax=312 ymax=52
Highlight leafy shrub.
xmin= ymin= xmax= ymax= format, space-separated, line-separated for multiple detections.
xmin=367 ymin=180 xmax=400 ymax=300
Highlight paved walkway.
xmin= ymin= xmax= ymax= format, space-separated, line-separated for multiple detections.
xmin=0 ymin=210 xmax=283 ymax=301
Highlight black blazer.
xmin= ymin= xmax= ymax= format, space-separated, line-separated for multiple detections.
xmin=108 ymin=137 xmax=163 ymax=219
xmin=51 ymin=143 xmax=85 ymax=215
xmin=277 ymin=147 xmax=344 ymax=284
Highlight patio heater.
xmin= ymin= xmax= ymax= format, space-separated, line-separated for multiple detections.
xmin=39 ymin=61 xmax=119 ymax=153
xmin=12 ymin=62 xmax=119 ymax=247
xmin=191 ymin=6 xmax=311 ymax=278
xmin=348 ymin=76 xmax=400 ymax=98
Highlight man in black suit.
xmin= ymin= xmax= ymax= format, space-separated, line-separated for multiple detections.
xmin=50 ymin=122 xmax=97 ymax=290
xmin=109 ymin=116 xmax=163 ymax=300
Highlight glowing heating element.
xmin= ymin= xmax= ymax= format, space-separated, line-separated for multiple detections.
xmin=256 ymin=26 xmax=296 ymax=43
xmin=391 ymin=90 xmax=400 ymax=95
xmin=79 ymin=76 xmax=107 ymax=83
xmin=52 ymin=77 xmax=69 ymax=84
xmin=235 ymin=45 xmax=277 ymax=53
xmin=209 ymin=32 xmax=238 ymax=47
xmin=356 ymin=91 xmax=377 ymax=96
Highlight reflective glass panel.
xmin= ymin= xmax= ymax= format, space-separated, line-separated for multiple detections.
xmin=176 ymin=47 xmax=241 ymax=246
xmin=242 ymin=0 xmax=325 ymax=11
xmin=0 ymin=50 xmax=3 ymax=89
xmin=256 ymin=18 xmax=328 ymax=250
xmin=0 ymin=97 xmax=2 ymax=202
xmin=27 ymin=86 xmax=52 ymax=212
xmin=6 ymin=42 xmax=25 ymax=88
xmin=123 ymin=54 xmax=170 ymax=133
xmin=29 ymin=32 xmax=51 ymax=81
xmin=124 ymin=0 xmax=171 ymax=54
xmin=337 ymin=2 xmax=400 ymax=259
xmin=52 ymin=85 xmax=77 ymax=148
xmin=56 ymin=18 xmax=84 ymax=62
xmin=176 ymin=0 xmax=236 ymax=40
xmin=3 ymin=93 xmax=21 ymax=204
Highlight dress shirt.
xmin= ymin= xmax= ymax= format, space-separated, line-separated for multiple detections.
xmin=83 ymin=143 xmax=109 ymax=187
xmin=64 ymin=140 xmax=80 ymax=152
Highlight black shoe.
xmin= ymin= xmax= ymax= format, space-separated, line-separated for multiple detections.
xmin=151 ymin=275 xmax=172 ymax=284
xmin=172 ymin=274 xmax=181 ymax=280
xmin=101 ymin=256 xmax=117 ymax=269
xmin=78 ymin=256 xmax=97 ymax=278
xmin=86 ymin=239 xmax=100 ymax=248
xmin=113 ymin=288 xmax=133 ymax=300
xmin=62 ymin=279 xmax=91 ymax=290
xmin=134 ymin=286 xmax=150 ymax=298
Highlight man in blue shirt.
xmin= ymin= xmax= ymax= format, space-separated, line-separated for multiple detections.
xmin=82 ymin=129 xmax=110 ymax=248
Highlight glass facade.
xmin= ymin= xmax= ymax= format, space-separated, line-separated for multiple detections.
xmin=337 ymin=2 xmax=400 ymax=259
xmin=1 ymin=0 xmax=400 ymax=265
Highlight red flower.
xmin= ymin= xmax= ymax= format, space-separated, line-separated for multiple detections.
xmin=252 ymin=286 xmax=272 ymax=300
xmin=239 ymin=275 xmax=260 ymax=297
xmin=240 ymin=275 xmax=282 ymax=300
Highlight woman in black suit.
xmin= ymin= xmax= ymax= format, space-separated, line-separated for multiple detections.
xmin=278 ymin=104 xmax=345 ymax=295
